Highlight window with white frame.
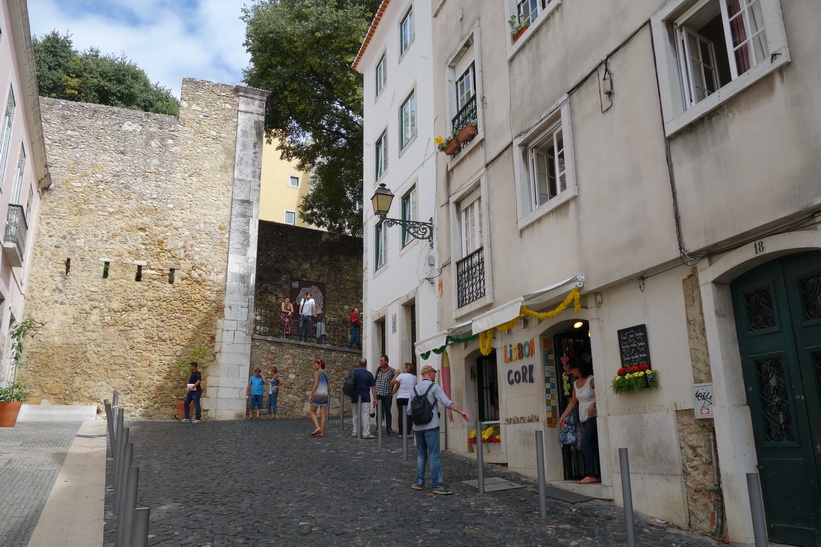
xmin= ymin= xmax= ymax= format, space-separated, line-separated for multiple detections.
xmin=11 ymin=144 xmax=25 ymax=204
xmin=399 ymin=7 xmax=414 ymax=56
xmin=375 ymin=220 xmax=387 ymax=270
xmin=375 ymin=53 xmax=387 ymax=97
xmin=508 ymin=0 xmax=560 ymax=42
xmin=448 ymin=32 xmax=481 ymax=141
xmin=513 ymin=99 xmax=576 ymax=227
xmin=460 ymin=190 xmax=483 ymax=257
xmin=0 ymin=86 xmax=16 ymax=180
xmin=288 ymin=175 xmax=300 ymax=188
xmin=284 ymin=210 xmax=296 ymax=225
xmin=400 ymin=186 xmax=417 ymax=247
xmin=456 ymin=64 xmax=475 ymax=113
xmin=652 ymin=0 xmax=789 ymax=134
xmin=374 ymin=130 xmax=387 ymax=180
xmin=399 ymin=91 xmax=416 ymax=149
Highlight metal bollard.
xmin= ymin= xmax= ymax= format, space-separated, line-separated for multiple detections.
xmin=112 ymin=390 xmax=119 ymax=408
xmin=104 ymin=400 xmax=114 ymax=459
xmin=377 ymin=399 xmax=383 ymax=448
xmin=339 ymin=389 xmax=345 ymax=433
xmin=619 ymin=448 xmax=636 ymax=547
xmin=402 ymin=407 xmax=408 ymax=461
xmin=475 ymin=420 xmax=485 ymax=494
xmin=115 ymin=439 xmax=132 ymax=515
xmin=131 ymin=507 xmax=150 ymax=547
xmin=746 ymin=473 xmax=768 ymax=547
xmin=117 ymin=466 xmax=139 ymax=547
xmin=113 ymin=425 xmax=128 ymax=498
xmin=535 ymin=430 xmax=547 ymax=518
xmin=357 ymin=396 xmax=362 ymax=438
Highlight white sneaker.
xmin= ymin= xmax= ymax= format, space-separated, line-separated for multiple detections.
xmin=192 ymin=419 xmax=201 ymax=423
xmin=180 ymin=418 xmax=190 ymax=423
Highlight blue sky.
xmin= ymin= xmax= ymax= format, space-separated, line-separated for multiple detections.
xmin=27 ymin=0 xmax=251 ymax=99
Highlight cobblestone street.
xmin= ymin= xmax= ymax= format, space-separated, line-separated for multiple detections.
xmin=105 ymin=418 xmax=721 ymax=546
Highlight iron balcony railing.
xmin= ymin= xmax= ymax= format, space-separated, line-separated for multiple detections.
xmin=456 ymin=246 xmax=486 ymax=308
xmin=451 ymin=94 xmax=477 ymax=135
xmin=4 ymin=204 xmax=27 ymax=261
xmin=253 ymin=308 xmax=348 ymax=347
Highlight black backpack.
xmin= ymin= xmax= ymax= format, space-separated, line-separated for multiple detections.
xmin=342 ymin=370 xmax=357 ymax=397
xmin=410 ymin=383 xmax=436 ymax=425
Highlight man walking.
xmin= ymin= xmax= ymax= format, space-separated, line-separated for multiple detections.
xmin=181 ymin=362 xmax=202 ymax=423
xmin=347 ymin=308 xmax=361 ymax=349
xmin=298 ymin=292 xmax=316 ymax=342
xmin=374 ymin=354 xmax=397 ymax=435
xmin=350 ymin=358 xmax=376 ymax=438
xmin=410 ymin=365 xmax=470 ymax=495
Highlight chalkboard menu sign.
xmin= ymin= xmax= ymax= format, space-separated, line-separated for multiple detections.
xmin=617 ymin=324 xmax=651 ymax=369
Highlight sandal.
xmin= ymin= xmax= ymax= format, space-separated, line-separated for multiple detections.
xmin=318 ymin=432 xmax=325 ymax=437
xmin=578 ymin=476 xmax=600 ymax=484
xmin=310 ymin=429 xmax=321 ymax=436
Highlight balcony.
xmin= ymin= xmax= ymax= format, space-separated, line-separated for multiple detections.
xmin=452 ymin=94 xmax=477 ymax=135
xmin=3 ymin=204 xmax=27 ymax=268
xmin=456 ymin=246 xmax=486 ymax=308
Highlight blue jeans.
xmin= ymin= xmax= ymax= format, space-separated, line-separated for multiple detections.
xmin=348 ymin=326 xmax=361 ymax=349
xmin=580 ymin=417 xmax=599 ymax=478
xmin=415 ymin=427 xmax=443 ymax=487
xmin=298 ymin=315 xmax=312 ymax=341
xmin=249 ymin=394 xmax=263 ymax=410
xmin=183 ymin=390 xmax=201 ymax=420
xmin=267 ymin=391 xmax=279 ymax=414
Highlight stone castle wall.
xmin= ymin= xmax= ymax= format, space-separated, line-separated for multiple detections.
xmin=20 ymin=80 xmax=248 ymax=419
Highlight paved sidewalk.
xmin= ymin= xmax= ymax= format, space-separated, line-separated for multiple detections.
xmin=106 ymin=418 xmax=721 ymax=546
xmin=0 ymin=422 xmax=83 ymax=546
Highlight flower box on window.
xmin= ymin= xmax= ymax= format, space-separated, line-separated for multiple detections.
xmin=456 ymin=123 xmax=477 ymax=144
xmin=512 ymin=25 xmax=529 ymax=43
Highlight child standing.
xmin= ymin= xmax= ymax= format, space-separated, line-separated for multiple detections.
xmin=266 ymin=366 xmax=284 ymax=419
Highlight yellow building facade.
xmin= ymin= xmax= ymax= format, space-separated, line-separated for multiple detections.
xmin=259 ymin=138 xmax=311 ymax=227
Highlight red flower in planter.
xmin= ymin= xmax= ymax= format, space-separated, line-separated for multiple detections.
xmin=629 ymin=366 xmax=640 ymax=373
xmin=640 ymin=364 xmax=650 ymax=371
xmin=617 ymin=368 xmax=627 ymax=376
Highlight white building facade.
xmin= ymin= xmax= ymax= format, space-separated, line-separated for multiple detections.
xmin=354 ymin=1 xmax=820 ymax=546
xmin=0 ymin=0 xmax=49 ymax=383
xmin=354 ymin=0 xmax=440 ymax=377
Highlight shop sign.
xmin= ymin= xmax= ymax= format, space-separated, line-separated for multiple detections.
xmin=503 ymin=338 xmax=536 ymax=363
xmin=693 ymin=383 xmax=714 ymax=419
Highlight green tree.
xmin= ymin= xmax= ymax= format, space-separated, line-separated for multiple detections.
xmin=32 ymin=31 xmax=179 ymax=116
xmin=242 ymin=0 xmax=380 ymax=236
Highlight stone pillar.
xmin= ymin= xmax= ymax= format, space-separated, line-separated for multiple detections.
xmin=204 ymin=86 xmax=270 ymax=420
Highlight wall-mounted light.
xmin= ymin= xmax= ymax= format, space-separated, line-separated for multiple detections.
xmin=573 ymin=321 xmax=585 ymax=329
xmin=371 ymin=183 xmax=434 ymax=247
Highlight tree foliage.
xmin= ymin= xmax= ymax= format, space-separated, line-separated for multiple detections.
xmin=242 ymin=0 xmax=380 ymax=236
xmin=32 ymin=31 xmax=179 ymax=116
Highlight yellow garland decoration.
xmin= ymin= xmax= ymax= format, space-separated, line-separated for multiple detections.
xmin=479 ymin=329 xmax=493 ymax=355
xmin=478 ymin=288 xmax=582 ymax=356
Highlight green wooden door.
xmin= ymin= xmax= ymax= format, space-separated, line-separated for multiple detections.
xmin=731 ymin=251 xmax=821 ymax=546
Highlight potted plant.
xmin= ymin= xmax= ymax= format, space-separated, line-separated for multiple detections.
xmin=509 ymin=15 xmax=529 ymax=43
xmin=0 ymin=318 xmax=37 ymax=427
xmin=435 ymin=134 xmax=461 ymax=156
xmin=455 ymin=121 xmax=478 ymax=144
xmin=611 ymin=363 xmax=661 ymax=394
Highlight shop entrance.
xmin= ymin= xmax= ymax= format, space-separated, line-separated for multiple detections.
xmin=731 ymin=251 xmax=821 ymax=546
xmin=477 ymin=352 xmax=499 ymax=422
xmin=554 ymin=324 xmax=594 ymax=481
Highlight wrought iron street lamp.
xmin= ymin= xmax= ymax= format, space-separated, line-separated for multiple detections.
xmin=370 ymin=183 xmax=434 ymax=247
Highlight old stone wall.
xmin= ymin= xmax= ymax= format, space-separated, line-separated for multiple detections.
xmin=250 ymin=336 xmax=360 ymax=418
xmin=676 ymin=269 xmax=724 ymax=537
xmin=255 ymin=221 xmax=363 ymax=342
xmin=20 ymin=80 xmax=246 ymax=419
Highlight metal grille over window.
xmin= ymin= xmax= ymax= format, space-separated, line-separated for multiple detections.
xmin=456 ymin=246 xmax=486 ymax=308
xmin=744 ymin=287 xmax=776 ymax=331
xmin=451 ymin=94 xmax=477 ymax=136
xmin=798 ymin=274 xmax=821 ymax=321
xmin=755 ymin=357 xmax=795 ymax=442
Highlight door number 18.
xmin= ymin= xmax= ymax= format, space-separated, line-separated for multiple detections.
xmin=753 ymin=241 xmax=765 ymax=254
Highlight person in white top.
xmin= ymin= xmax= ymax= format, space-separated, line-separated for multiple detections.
xmin=558 ymin=359 xmax=599 ymax=484
xmin=391 ymin=363 xmax=417 ymax=438
xmin=297 ymin=292 xmax=316 ymax=342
